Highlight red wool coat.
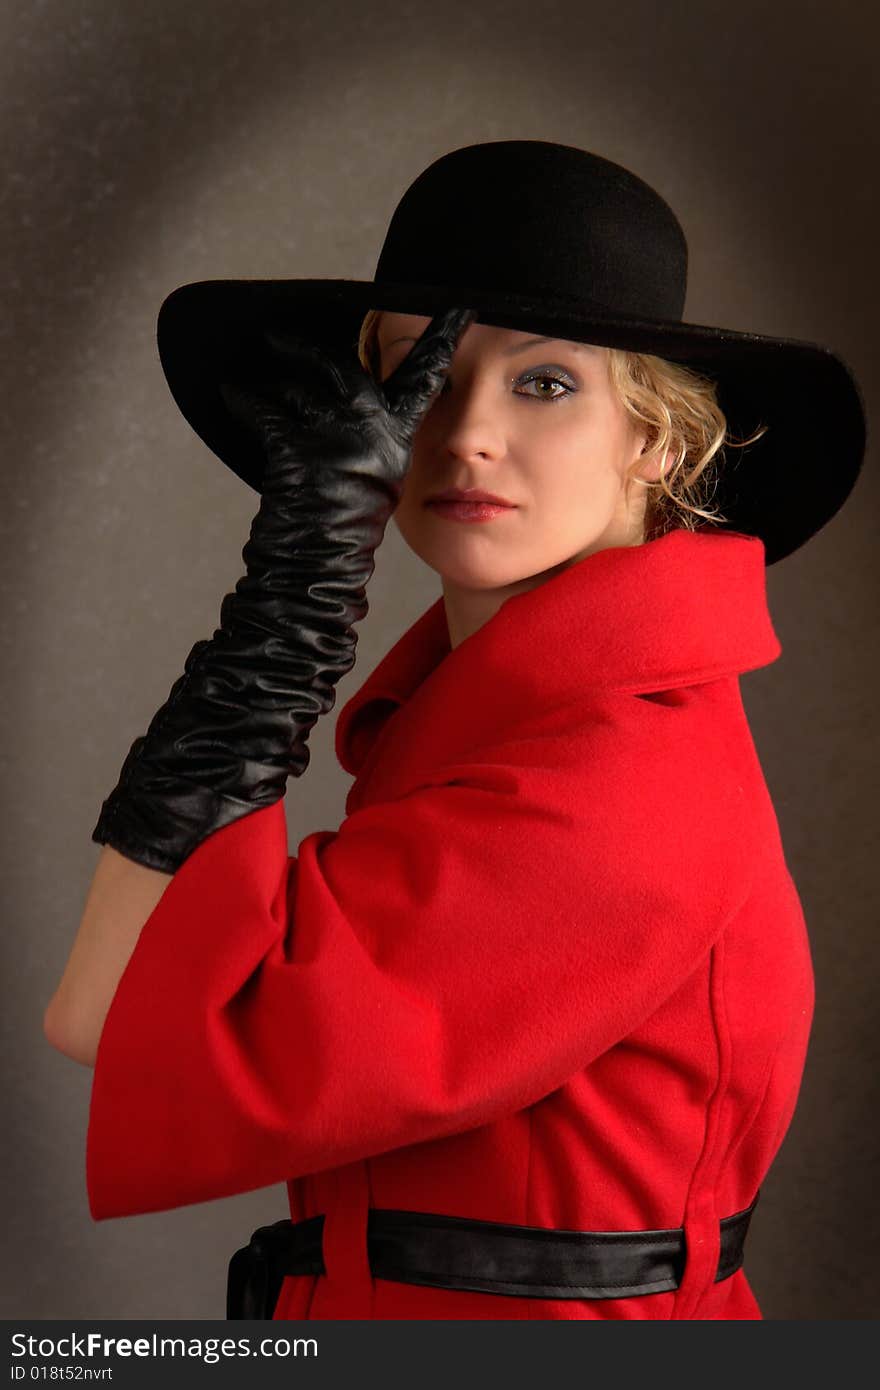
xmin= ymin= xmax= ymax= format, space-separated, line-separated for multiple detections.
xmin=86 ymin=527 xmax=815 ymax=1320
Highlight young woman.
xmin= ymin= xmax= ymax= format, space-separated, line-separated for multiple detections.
xmin=45 ymin=141 xmax=866 ymax=1320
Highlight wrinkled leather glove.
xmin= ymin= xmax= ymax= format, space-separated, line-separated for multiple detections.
xmin=91 ymin=305 xmax=476 ymax=874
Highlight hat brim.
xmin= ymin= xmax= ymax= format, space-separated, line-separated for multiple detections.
xmin=156 ymin=278 xmax=867 ymax=566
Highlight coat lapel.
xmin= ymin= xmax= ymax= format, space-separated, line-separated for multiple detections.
xmin=336 ymin=528 xmax=782 ymax=813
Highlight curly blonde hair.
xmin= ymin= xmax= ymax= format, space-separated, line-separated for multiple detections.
xmin=356 ymin=308 xmax=767 ymax=542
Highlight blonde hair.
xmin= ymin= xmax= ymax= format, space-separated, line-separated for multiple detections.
xmin=356 ymin=308 xmax=767 ymax=541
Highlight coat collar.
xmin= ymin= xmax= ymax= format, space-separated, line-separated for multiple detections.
xmin=336 ymin=527 xmax=781 ymax=778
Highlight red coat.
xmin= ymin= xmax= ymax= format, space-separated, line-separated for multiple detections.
xmin=86 ymin=527 xmax=814 ymax=1320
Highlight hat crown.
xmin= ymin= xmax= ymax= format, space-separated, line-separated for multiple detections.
xmin=374 ymin=140 xmax=689 ymax=322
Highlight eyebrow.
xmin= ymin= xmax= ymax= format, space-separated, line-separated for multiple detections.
xmin=382 ymin=333 xmax=595 ymax=356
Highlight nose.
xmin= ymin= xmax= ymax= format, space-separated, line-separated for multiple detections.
xmin=424 ymin=372 xmax=507 ymax=464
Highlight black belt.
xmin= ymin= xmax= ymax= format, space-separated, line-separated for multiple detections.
xmin=226 ymin=1191 xmax=760 ymax=1318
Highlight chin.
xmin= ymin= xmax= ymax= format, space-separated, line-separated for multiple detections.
xmin=415 ymin=551 xmax=518 ymax=591
xmin=394 ymin=513 xmax=614 ymax=589
xmin=404 ymin=540 xmax=564 ymax=593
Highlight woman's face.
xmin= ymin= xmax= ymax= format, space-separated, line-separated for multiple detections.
xmin=376 ymin=312 xmax=661 ymax=594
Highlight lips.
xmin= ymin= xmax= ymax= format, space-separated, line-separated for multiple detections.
xmin=425 ymin=497 xmax=516 ymax=524
xmin=427 ymin=490 xmax=516 ymax=506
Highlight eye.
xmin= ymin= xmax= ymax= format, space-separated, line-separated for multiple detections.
xmin=514 ymin=368 xmax=578 ymax=403
xmin=436 ymin=365 xmax=579 ymax=401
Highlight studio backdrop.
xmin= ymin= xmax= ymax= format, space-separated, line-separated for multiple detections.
xmin=2 ymin=0 xmax=877 ymax=1321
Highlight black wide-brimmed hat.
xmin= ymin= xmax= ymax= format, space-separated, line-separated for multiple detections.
xmin=156 ymin=139 xmax=867 ymax=566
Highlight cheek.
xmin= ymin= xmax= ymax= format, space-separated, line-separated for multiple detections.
xmin=393 ymin=454 xmax=427 ymax=527
xmin=526 ymin=424 xmax=625 ymax=514
xmin=525 ymin=430 xmax=594 ymax=498
xmin=399 ymin=421 xmax=436 ymax=490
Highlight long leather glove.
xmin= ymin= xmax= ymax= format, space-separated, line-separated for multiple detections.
xmin=91 ymin=306 xmax=476 ymax=875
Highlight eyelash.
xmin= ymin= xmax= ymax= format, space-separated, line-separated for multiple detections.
xmin=515 ymin=368 xmax=577 ymax=402
xmin=437 ymin=367 xmax=578 ymax=403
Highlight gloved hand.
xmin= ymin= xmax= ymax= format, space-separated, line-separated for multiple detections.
xmin=91 ymin=305 xmax=476 ymax=874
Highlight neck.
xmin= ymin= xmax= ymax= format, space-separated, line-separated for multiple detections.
xmin=440 ymin=555 xmax=590 ymax=651
xmin=441 ymin=537 xmax=649 ymax=651
xmin=441 ymin=499 xmax=652 ymax=649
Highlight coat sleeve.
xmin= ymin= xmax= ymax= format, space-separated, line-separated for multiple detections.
xmin=86 ymin=688 xmax=756 ymax=1219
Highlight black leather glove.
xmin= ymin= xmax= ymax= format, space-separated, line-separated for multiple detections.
xmin=91 ymin=305 xmax=476 ymax=874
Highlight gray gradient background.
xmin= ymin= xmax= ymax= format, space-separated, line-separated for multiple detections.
xmin=3 ymin=0 xmax=877 ymax=1321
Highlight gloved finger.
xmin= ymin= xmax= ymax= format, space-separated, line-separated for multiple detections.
xmin=383 ymin=307 xmax=477 ymax=428
xmin=218 ymin=379 xmax=275 ymax=434
xmin=261 ymin=328 xmax=362 ymax=405
xmin=218 ymin=377 xmax=326 ymax=442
